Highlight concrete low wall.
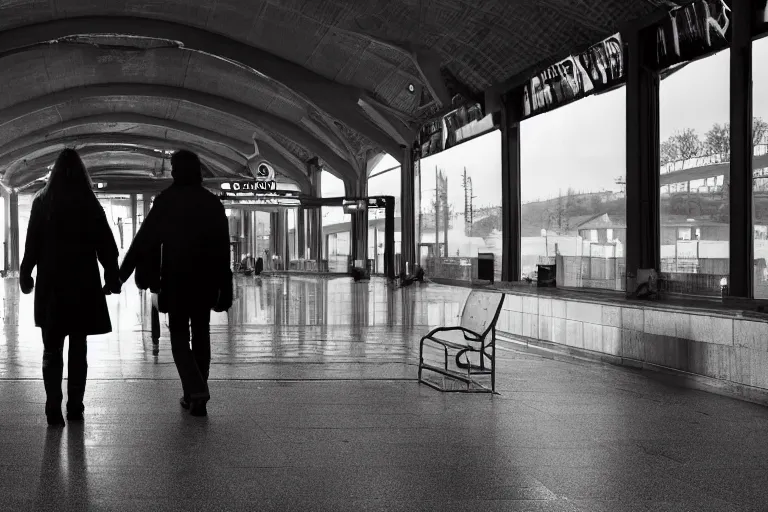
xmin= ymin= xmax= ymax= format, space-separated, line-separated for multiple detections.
xmin=494 ymin=292 xmax=768 ymax=397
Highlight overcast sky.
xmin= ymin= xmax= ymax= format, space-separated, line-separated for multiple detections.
xmin=347 ymin=38 xmax=768 ymax=209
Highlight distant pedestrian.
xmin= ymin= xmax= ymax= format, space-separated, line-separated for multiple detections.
xmin=19 ymin=148 xmax=121 ymax=426
xmin=117 ymin=217 xmax=124 ymax=249
xmin=119 ymin=150 xmax=232 ymax=417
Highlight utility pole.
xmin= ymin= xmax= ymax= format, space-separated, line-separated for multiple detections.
xmin=442 ymin=172 xmax=449 ymax=256
xmin=461 ymin=167 xmax=475 ymax=236
xmin=434 ymin=165 xmax=440 ymax=258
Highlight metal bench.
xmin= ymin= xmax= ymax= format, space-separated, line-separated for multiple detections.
xmin=418 ymin=290 xmax=505 ymax=393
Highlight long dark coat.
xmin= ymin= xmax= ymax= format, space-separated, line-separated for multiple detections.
xmin=120 ymin=182 xmax=230 ymax=312
xmin=20 ymin=193 xmax=120 ymax=335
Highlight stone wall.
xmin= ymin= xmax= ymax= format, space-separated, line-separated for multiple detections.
xmin=495 ymin=293 xmax=768 ymax=393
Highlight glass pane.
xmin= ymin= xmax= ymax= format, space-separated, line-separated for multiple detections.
xmin=520 ymin=88 xmax=626 ymax=290
xmin=321 ymin=171 xmax=349 ymax=272
xmin=659 ymin=49 xmax=730 ymax=297
xmin=368 ymin=156 xmax=401 ymax=274
xmin=755 ymin=37 xmax=768 ymax=298
xmin=416 ymin=130 xmax=502 ymax=282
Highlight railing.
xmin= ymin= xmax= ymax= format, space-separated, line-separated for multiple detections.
xmin=660 ymin=143 xmax=768 ymax=175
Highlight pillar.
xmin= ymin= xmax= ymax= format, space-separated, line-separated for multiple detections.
xmin=500 ymin=91 xmax=522 ymax=282
xmin=129 ymin=193 xmax=138 ymax=240
xmin=280 ymin=209 xmax=290 ymax=265
xmin=384 ymin=196 xmax=395 ymax=280
xmin=624 ymin=26 xmax=660 ymax=294
xmin=142 ymin=193 xmax=152 ymax=219
xmin=269 ymin=211 xmax=278 ymax=259
xmin=297 ymin=206 xmax=306 ymax=259
xmin=239 ymin=209 xmax=247 ymax=262
xmin=728 ymin=2 xmax=755 ymax=298
xmin=400 ymin=144 xmax=416 ymax=275
xmin=350 ymin=178 xmax=368 ymax=265
xmin=307 ymin=158 xmax=323 ymax=263
xmin=4 ymin=190 xmax=19 ymax=276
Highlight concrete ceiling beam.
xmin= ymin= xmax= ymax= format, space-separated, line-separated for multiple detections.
xmin=3 ymin=135 xmax=236 ymax=174
xmin=0 ymin=133 xmax=298 ymax=193
xmin=6 ymin=141 xmax=241 ymax=182
xmin=0 ymin=83 xmax=356 ymax=185
xmin=357 ymin=98 xmax=412 ymax=147
xmin=0 ymin=16 xmax=406 ymax=162
xmin=8 ymin=112 xmax=310 ymax=186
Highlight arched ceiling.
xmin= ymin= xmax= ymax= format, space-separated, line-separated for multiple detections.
xmin=0 ymin=1 xmax=669 ymax=192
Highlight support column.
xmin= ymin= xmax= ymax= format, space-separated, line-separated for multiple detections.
xmin=384 ymin=196 xmax=395 ymax=280
xmin=142 ymin=193 xmax=152 ymax=218
xmin=297 ymin=206 xmax=306 ymax=259
xmin=129 ymin=193 xmax=138 ymax=241
xmin=269 ymin=212 xmax=278 ymax=268
xmin=307 ymin=158 xmax=323 ymax=264
xmin=280 ymin=209 xmax=290 ymax=266
xmin=239 ymin=209 xmax=247 ymax=263
xmin=729 ymin=2 xmax=754 ymax=298
xmin=624 ymin=27 xmax=660 ymax=294
xmin=350 ymin=179 xmax=368 ymax=266
xmin=500 ymin=91 xmax=522 ymax=282
xmin=5 ymin=190 xmax=19 ymax=276
xmin=400 ymin=144 xmax=416 ymax=275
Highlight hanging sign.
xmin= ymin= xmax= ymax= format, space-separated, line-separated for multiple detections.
xmin=225 ymin=180 xmax=276 ymax=192
xmin=576 ymin=33 xmax=624 ymax=90
xmin=654 ymin=0 xmax=731 ymax=69
xmin=522 ymin=33 xmax=624 ymax=118
xmin=418 ymin=119 xmax=443 ymax=159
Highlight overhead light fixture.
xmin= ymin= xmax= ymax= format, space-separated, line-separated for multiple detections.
xmin=686 ymin=218 xmax=695 ymax=222
xmin=408 ymin=83 xmax=415 ymax=93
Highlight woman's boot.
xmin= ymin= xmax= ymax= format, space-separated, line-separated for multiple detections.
xmin=42 ymin=350 xmax=65 ymax=426
xmin=66 ymin=337 xmax=88 ymax=420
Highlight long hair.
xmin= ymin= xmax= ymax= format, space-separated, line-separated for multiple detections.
xmin=37 ymin=149 xmax=95 ymax=212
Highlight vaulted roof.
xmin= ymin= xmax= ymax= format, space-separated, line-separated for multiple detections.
xmin=0 ymin=0 xmax=670 ymax=193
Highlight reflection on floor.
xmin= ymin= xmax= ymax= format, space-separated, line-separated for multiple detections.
xmin=0 ymin=275 xmax=469 ymax=381
xmin=3 ymin=276 xmax=768 ymax=511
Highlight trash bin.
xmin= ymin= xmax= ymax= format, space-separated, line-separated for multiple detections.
xmin=477 ymin=253 xmax=495 ymax=283
xmin=536 ymin=264 xmax=556 ymax=287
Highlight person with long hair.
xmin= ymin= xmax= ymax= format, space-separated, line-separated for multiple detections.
xmin=19 ymin=148 xmax=121 ymax=426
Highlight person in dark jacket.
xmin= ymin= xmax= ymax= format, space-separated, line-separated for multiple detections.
xmin=119 ymin=150 xmax=231 ymax=417
xmin=19 ymin=149 xmax=121 ymax=427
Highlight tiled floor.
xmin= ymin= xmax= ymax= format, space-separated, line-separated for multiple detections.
xmin=2 ymin=276 xmax=768 ymax=511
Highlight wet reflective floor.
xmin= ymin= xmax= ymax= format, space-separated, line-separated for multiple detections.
xmin=0 ymin=275 xmax=470 ymax=381
xmin=3 ymin=276 xmax=768 ymax=511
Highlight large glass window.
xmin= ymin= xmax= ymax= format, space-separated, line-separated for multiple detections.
xmin=367 ymin=155 xmax=401 ymax=274
xmin=754 ymin=37 xmax=768 ymax=297
xmin=416 ymin=130 xmax=502 ymax=282
xmin=520 ymin=88 xmax=626 ymax=290
xmin=659 ymin=50 xmax=730 ymax=296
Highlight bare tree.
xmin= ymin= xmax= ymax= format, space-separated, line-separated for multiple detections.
xmin=671 ymin=128 xmax=703 ymax=162
xmin=754 ymin=117 xmax=768 ymax=148
xmin=705 ymin=122 xmax=730 ymax=160
xmin=660 ymin=139 xmax=679 ymax=167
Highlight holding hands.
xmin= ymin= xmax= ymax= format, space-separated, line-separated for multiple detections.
xmin=20 ymin=275 xmax=34 ymax=294
xmin=103 ymin=277 xmax=122 ymax=296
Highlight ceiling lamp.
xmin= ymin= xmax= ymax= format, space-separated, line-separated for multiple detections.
xmin=407 ymin=83 xmax=415 ymax=94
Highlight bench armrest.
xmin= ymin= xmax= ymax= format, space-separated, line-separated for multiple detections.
xmin=424 ymin=326 xmax=483 ymax=342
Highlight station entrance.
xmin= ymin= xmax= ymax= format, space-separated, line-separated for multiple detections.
xmin=217 ymin=177 xmax=396 ymax=279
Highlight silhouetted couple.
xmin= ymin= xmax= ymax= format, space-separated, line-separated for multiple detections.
xmin=20 ymin=149 xmax=232 ymax=426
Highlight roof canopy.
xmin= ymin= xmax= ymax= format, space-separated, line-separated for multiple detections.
xmin=0 ymin=0 xmax=669 ymax=193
